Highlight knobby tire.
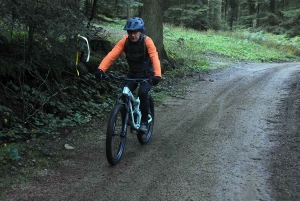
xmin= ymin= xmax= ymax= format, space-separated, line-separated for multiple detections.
xmin=106 ymin=104 xmax=127 ymax=166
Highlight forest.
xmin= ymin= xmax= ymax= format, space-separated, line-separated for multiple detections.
xmin=0 ymin=0 xmax=299 ymax=164
xmin=98 ymin=0 xmax=300 ymax=36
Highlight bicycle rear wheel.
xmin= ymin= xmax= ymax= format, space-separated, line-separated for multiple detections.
xmin=137 ymin=95 xmax=154 ymax=144
xmin=106 ymin=104 xmax=127 ymax=165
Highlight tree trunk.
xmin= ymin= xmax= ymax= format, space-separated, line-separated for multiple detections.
xmin=87 ymin=0 xmax=97 ymax=28
xmin=228 ymin=0 xmax=239 ymax=31
xmin=269 ymin=0 xmax=275 ymax=13
xmin=208 ymin=0 xmax=222 ymax=30
xmin=141 ymin=0 xmax=168 ymax=61
xmin=247 ymin=0 xmax=256 ymax=27
xmin=214 ymin=0 xmax=222 ymax=30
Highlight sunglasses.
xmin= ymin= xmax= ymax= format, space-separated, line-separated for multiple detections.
xmin=127 ymin=30 xmax=140 ymax=35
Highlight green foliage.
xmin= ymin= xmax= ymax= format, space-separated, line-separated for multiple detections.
xmin=0 ymin=72 xmax=116 ymax=167
xmin=0 ymin=1 xmax=109 ymax=168
xmin=0 ymin=143 xmax=21 ymax=163
xmin=278 ymin=8 xmax=300 ymax=37
xmin=164 ymin=4 xmax=208 ymax=30
xmin=1 ymin=74 xmax=113 ymax=132
xmin=0 ymin=1 xmax=90 ymax=83
xmin=231 ymin=30 xmax=300 ymax=57
xmin=117 ymin=0 xmax=143 ymax=8
xmin=281 ymin=8 xmax=300 ymax=18
xmin=164 ymin=25 xmax=209 ymax=71
xmin=163 ymin=24 xmax=299 ymax=66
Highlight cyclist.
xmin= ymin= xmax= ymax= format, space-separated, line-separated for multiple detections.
xmin=95 ymin=17 xmax=162 ymax=133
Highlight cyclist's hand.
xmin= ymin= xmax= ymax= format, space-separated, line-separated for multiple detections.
xmin=95 ymin=69 xmax=105 ymax=80
xmin=152 ymin=76 xmax=161 ymax=86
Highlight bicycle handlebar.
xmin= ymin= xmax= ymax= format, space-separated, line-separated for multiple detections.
xmin=103 ymin=74 xmax=150 ymax=83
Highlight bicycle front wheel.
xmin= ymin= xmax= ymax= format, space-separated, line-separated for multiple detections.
xmin=106 ymin=104 xmax=127 ymax=166
xmin=137 ymin=95 xmax=154 ymax=144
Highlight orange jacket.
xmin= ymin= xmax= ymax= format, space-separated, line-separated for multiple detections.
xmin=98 ymin=35 xmax=162 ymax=77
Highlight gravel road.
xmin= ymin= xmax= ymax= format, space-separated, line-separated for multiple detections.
xmin=3 ymin=62 xmax=300 ymax=201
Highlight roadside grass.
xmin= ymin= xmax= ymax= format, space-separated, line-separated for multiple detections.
xmin=232 ymin=30 xmax=300 ymax=57
xmin=163 ymin=24 xmax=300 ymax=72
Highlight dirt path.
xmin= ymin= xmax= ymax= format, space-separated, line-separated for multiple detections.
xmin=3 ymin=62 xmax=300 ymax=201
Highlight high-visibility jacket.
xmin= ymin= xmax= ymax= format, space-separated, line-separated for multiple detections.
xmin=98 ymin=35 xmax=161 ymax=78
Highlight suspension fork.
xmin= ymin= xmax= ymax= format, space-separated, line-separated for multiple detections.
xmin=116 ymin=93 xmax=130 ymax=137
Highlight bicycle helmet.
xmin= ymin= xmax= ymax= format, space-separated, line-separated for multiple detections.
xmin=123 ymin=17 xmax=145 ymax=32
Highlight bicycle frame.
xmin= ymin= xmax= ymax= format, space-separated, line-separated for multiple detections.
xmin=122 ymin=85 xmax=142 ymax=130
xmin=109 ymin=75 xmax=153 ymax=132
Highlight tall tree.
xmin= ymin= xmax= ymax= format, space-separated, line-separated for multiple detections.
xmin=248 ymin=0 xmax=257 ymax=27
xmin=141 ymin=0 xmax=168 ymax=61
xmin=86 ymin=0 xmax=98 ymax=28
xmin=208 ymin=0 xmax=222 ymax=30
xmin=228 ymin=0 xmax=239 ymax=30
xmin=269 ymin=0 xmax=275 ymax=13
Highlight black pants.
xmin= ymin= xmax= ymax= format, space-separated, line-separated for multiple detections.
xmin=127 ymin=81 xmax=152 ymax=123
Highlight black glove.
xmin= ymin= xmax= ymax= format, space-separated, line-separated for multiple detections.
xmin=152 ymin=76 xmax=161 ymax=86
xmin=95 ymin=69 xmax=105 ymax=80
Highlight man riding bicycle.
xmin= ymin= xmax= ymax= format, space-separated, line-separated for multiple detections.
xmin=95 ymin=17 xmax=162 ymax=133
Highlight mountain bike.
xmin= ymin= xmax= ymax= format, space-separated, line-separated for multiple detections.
xmin=104 ymin=74 xmax=155 ymax=166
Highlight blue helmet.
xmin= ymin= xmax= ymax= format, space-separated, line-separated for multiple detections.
xmin=123 ymin=17 xmax=145 ymax=32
